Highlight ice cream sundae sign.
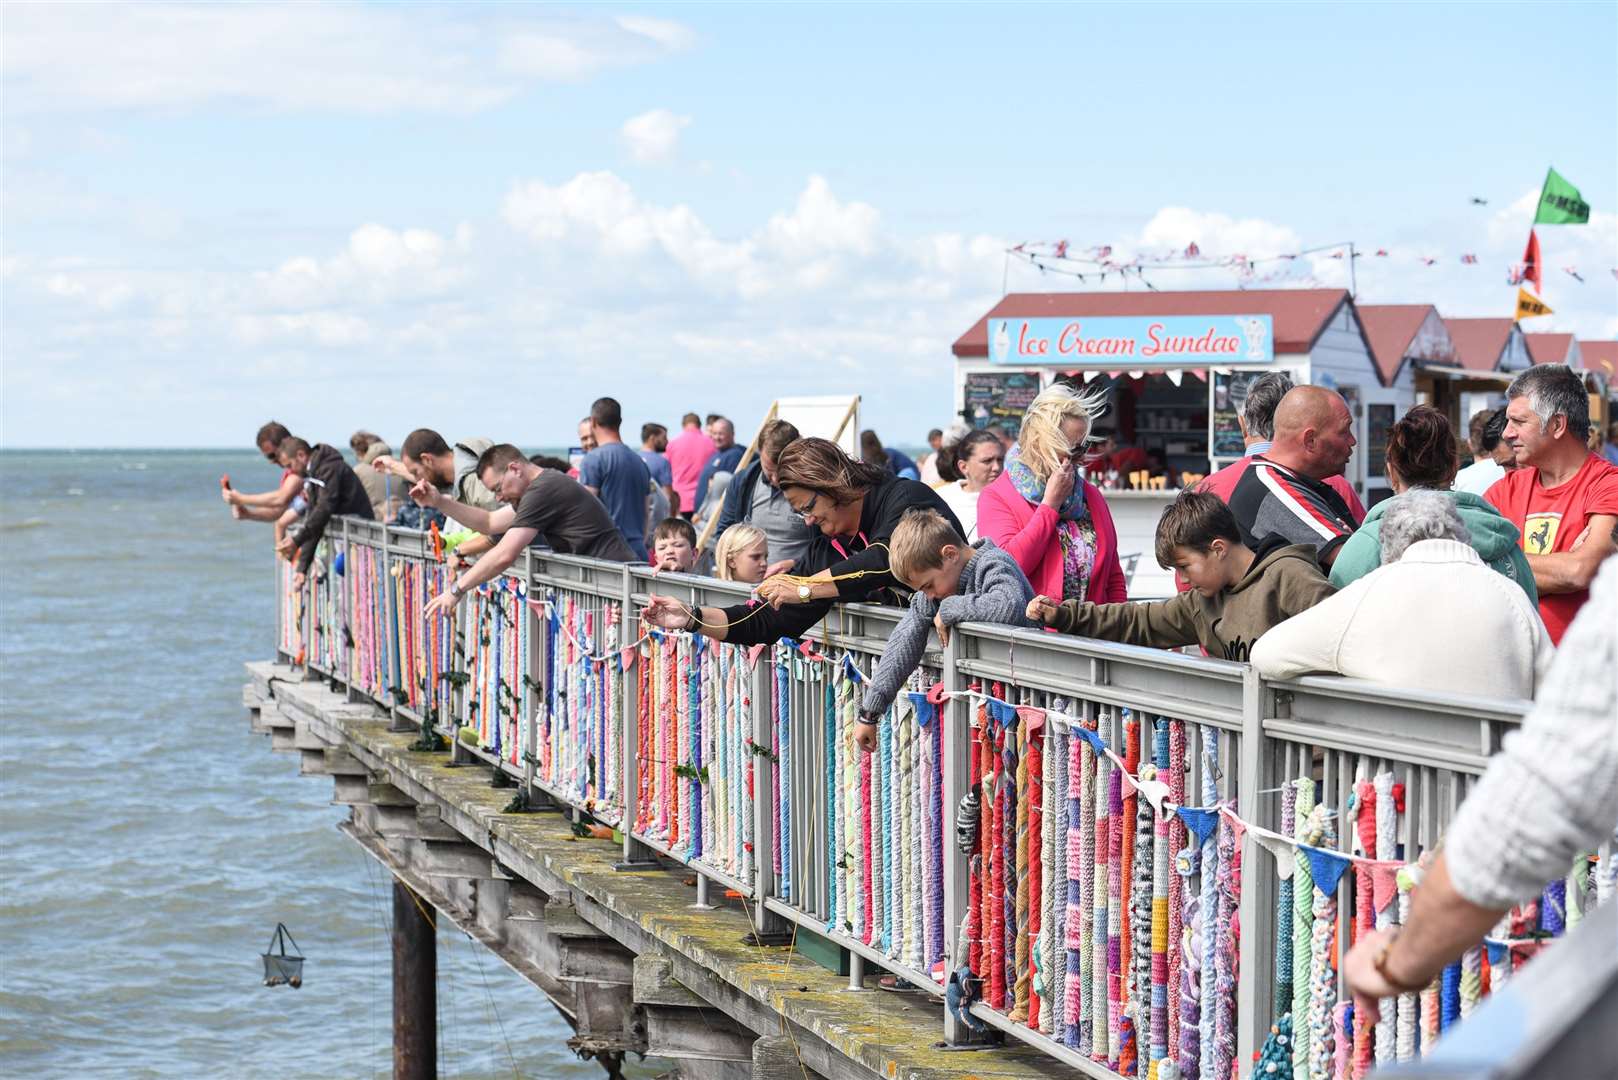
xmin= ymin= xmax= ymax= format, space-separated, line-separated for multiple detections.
xmin=987 ymin=315 xmax=1273 ymax=366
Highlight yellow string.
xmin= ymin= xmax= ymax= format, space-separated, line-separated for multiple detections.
xmin=659 ymin=543 xmax=893 ymax=630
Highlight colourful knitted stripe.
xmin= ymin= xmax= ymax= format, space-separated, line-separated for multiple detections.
xmin=1131 ymin=759 xmax=1154 ymax=1063
xmin=773 ymin=654 xmax=788 ymax=896
xmin=1303 ymin=804 xmax=1337 ymax=1080
xmin=1042 ymin=720 xmax=1063 ymax=1036
xmin=1010 ymin=714 xmax=1033 ymax=1022
xmin=990 ymin=722 xmax=1008 ymax=1009
xmin=1022 ymin=715 xmax=1043 ymax=1028
xmin=1197 ymin=727 xmax=1219 ymax=1080
xmin=1092 ymin=751 xmax=1112 ymax=1064
xmin=1372 ymin=772 xmax=1397 ymax=1066
xmin=966 ymin=717 xmax=984 ymax=975
xmin=1073 ymin=714 xmax=1096 ymax=1051
xmin=1275 ymin=783 xmax=1296 ymax=1022
xmin=1292 ymin=778 xmax=1316 ymax=1079
xmin=1106 ymin=763 xmax=1124 ymax=1069
xmin=1212 ymin=802 xmax=1239 ymax=1080
xmin=1352 ymin=779 xmax=1376 ymax=1079
xmin=1119 ymin=718 xmax=1140 ymax=1017
xmin=1165 ymin=719 xmax=1186 ymax=1062
xmin=1150 ymin=721 xmax=1171 ymax=1079
xmin=926 ymin=710 xmax=945 ymax=974
xmin=1439 ymin=961 xmax=1460 ymax=1031
xmin=1395 ymin=881 xmax=1418 ymax=1061
xmin=1002 ymin=715 xmax=1018 ymax=1001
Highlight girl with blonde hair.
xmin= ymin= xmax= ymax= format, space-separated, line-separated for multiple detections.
xmin=715 ymin=524 xmax=769 ymax=584
xmin=978 ymin=381 xmax=1129 ymax=604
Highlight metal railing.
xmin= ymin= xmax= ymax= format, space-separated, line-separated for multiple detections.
xmin=272 ymin=519 xmax=1611 ymax=1079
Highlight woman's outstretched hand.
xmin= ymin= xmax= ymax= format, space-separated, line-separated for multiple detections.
xmin=641 ymin=595 xmax=692 ymax=630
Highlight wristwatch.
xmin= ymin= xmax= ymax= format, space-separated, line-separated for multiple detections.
xmin=683 ymin=607 xmax=701 ymax=633
xmin=449 ymin=582 xmax=463 ymax=600
xmin=797 ymin=584 xmax=812 ymax=602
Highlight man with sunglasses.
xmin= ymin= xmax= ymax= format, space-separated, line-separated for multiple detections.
xmin=222 ymin=421 xmax=303 ymax=522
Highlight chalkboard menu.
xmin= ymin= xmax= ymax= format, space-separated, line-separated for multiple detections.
xmin=1367 ymin=404 xmax=1395 ymax=478
xmin=1211 ymin=370 xmax=1266 ymax=458
xmin=963 ymin=371 xmax=1042 ymax=427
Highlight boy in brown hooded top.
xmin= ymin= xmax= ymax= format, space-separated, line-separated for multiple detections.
xmin=1026 ymin=490 xmax=1334 ymax=661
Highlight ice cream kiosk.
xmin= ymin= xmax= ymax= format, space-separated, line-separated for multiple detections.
xmin=951 ymin=289 xmax=1397 ymax=596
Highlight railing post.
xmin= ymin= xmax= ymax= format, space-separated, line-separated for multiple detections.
xmin=523 ymin=550 xmax=539 ymax=801
xmin=1236 ymin=666 xmax=1275 ymax=1071
xmin=615 ymin=564 xmax=657 ymax=870
xmin=749 ymin=641 xmax=790 ymax=942
xmin=940 ymin=626 xmax=974 ymax=1044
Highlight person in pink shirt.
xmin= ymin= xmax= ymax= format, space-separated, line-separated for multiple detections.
xmin=665 ymin=412 xmax=716 ymax=519
xmin=978 ymin=383 xmax=1129 ymax=606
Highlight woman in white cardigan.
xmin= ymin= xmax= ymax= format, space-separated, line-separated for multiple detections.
xmin=1251 ymin=490 xmax=1553 ymax=699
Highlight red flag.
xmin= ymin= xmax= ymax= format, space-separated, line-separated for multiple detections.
xmin=1522 ymin=230 xmax=1541 ymax=294
xmin=1374 ymin=248 xmax=1388 ymax=257
xmin=1460 ymin=253 xmax=1478 ymax=264
xmin=1053 ymin=239 xmax=1069 ymax=258
xmin=1184 ymin=241 xmax=1200 ymax=258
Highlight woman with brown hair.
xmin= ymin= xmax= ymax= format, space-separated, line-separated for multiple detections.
xmin=1329 ymin=404 xmax=1537 ymax=601
xmin=642 ymin=436 xmax=962 ymax=644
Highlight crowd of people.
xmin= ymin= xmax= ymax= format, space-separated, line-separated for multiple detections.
xmin=233 ymin=362 xmax=1617 ymax=1006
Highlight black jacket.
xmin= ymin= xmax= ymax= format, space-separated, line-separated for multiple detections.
xmin=295 ymin=444 xmax=374 ymax=572
xmin=718 ymin=475 xmax=962 ymax=645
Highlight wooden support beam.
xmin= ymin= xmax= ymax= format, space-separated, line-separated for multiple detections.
xmin=391 ymin=879 xmax=436 ymax=1080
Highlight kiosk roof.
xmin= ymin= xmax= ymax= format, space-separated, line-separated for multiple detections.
xmin=1442 ymin=318 xmax=1517 ymax=372
xmin=1357 ymin=304 xmax=1440 ymax=387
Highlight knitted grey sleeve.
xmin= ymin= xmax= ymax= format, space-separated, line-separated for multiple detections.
xmin=936 ymin=547 xmax=1034 ymax=628
xmin=860 ymin=594 xmax=937 ymax=719
xmin=1443 ymin=557 xmax=1618 ymax=909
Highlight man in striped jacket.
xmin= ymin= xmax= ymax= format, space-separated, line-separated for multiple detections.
xmin=1228 ymin=385 xmax=1361 ymax=569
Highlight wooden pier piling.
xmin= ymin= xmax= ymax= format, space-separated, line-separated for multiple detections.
xmin=392 ymin=879 xmax=436 ymax=1080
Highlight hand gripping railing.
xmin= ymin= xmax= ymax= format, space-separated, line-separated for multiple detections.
xmin=273 ymin=520 xmax=1614 ymax=1080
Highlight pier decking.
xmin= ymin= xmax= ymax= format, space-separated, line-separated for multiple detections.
xmin=246 ymin=660 xmax=1072 ymax=1080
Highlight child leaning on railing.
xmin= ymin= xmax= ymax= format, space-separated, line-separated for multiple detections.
xmin=854 ymin=509 xmax=1035 ymax=752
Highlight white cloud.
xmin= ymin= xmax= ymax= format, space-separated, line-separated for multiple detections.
xmin=620 ymin=108 xmax=692 ymax=164
xmin=2 ymin=5 xmax=694 ymax=113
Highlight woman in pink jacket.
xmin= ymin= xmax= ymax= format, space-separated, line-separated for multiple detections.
xmin=978 ymin=382 xmax=1129 ymax=605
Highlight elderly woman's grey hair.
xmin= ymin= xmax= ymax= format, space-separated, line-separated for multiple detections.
xmin=1380 ymin=489 xmax=1471 ymax=564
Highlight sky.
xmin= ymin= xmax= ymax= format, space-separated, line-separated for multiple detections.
xmin=3 ymin=1 xmax=1615 ymax=449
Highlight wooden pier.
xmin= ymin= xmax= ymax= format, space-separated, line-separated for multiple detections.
xmin=245 ymin=660 xmax=1072 ymax=1080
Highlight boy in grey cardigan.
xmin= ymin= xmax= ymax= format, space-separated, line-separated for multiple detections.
xmin=855 ymin=509 xmax=1034 ymax=752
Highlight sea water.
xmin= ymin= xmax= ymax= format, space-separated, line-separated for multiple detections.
xmin=0 ymin=449 xmax=664 ymax=1078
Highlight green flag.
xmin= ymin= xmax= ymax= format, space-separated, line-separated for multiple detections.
xmin=1535 ymin=168 xmax=1590 ymax=224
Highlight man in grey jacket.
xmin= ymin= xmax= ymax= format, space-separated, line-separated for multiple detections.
xmin=854 ymin=509 xmax=1034 ymax=752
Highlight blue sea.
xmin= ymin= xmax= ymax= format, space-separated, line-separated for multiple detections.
xmin=0 ymin=449 xmax=663 ymax=1078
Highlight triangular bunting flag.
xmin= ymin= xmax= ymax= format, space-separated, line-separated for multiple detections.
xmin=986 ymin=698 xmax=1018 ymax=730
xmin=1248 ymin=827 xmax=1296 ymax=881
xmin=1071 ymin=725 xmax=1108 ymax=758
xmin=907 ymin=692 xmax=938 ymax=728
xmin=1484 ymin=939 xmax=1510 ymax=967
xmin=1522 ymin=230 xmax=1542 ymax=294
xmin=1370 ymin=864 xmax=1401 ymax=915
xmin=1176 ymin=807 xmax=1221 ymax=847
xmin=1535 ymin=167 xmax=1590 ymax=224
xmin=841 ymin=654 xmax=864 ymax=684
xmin=1127 ymin=774 xmax=1174 ymax=817
xmin=1302 ymin=844 xmax=1354 ymax=895
xmin=747 ymin=643 xmax=767 ymax=668
xmin=1515 ymin=288 xmax=1553 ymax=320
xmin=1017 ymin=705 xmax=1046 ymax=732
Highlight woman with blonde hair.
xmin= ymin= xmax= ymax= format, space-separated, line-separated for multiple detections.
xmin=642 ymin=436 xmax=962 ymax=644
xmin=715 ymin=524 xmax=769 ymax=584
xmin=978 ymin=382 xmax=1129 ymax=605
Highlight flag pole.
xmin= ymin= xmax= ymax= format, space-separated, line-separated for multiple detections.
xmin=1349 ymin=241 xmax=1358 ymax=298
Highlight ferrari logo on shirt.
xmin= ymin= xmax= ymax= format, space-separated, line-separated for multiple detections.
xmin=1523 ymin=512 xmax=1561 ymax=555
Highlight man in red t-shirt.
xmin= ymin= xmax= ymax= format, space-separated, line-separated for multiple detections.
xmin=1486 ymin=365 xmax=1618 ymax=643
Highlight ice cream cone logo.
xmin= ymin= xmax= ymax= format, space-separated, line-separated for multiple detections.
xmin=992 ymin=320 xmax=1010 ymax=360
xmin=1234 ymin=317 xmax=1268 ymax=361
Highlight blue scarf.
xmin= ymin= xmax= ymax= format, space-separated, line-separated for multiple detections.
xmin=1005 ymin=444 xmax=1088 ymax=521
